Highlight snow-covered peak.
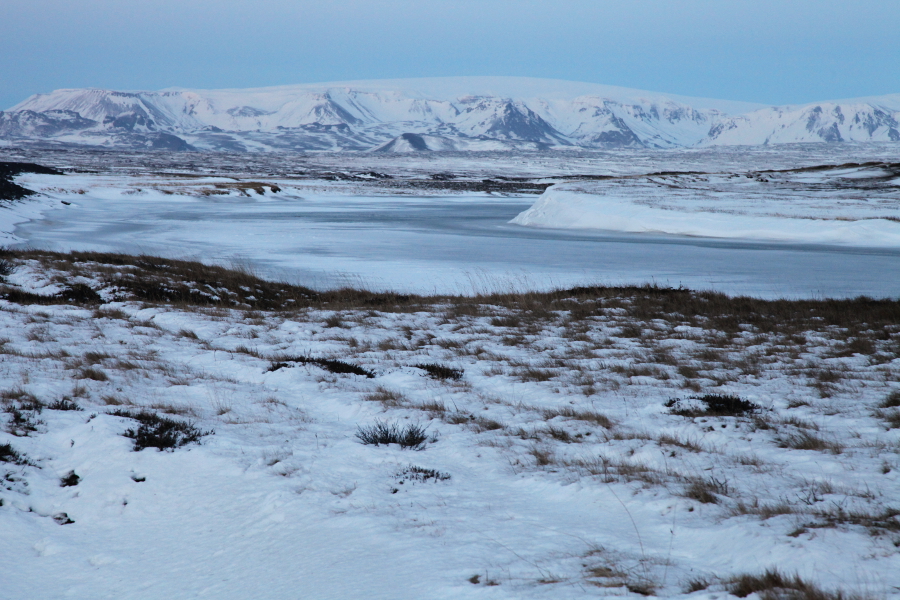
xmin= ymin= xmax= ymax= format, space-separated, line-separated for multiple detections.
xmin=4 ymin=78 xmax=900 ymax=151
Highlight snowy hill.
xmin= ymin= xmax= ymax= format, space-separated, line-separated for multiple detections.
xmin=703 ymin=95 xmax=900 ymax=146
xmin=2 ymin=77 xmax=898 ymax=151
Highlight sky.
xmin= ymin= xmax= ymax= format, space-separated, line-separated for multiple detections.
xmin=2 ymin=0 xmax=899 ymax=110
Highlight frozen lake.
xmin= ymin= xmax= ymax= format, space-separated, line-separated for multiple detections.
xmin=12 ymin=191 xmax=900 ymax=299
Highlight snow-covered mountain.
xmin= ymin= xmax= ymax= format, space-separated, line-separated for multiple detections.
xmin=702 ymin=96 xmax=900 ymax=146
xmin=1 ymin=77 xmax=897 ymax=152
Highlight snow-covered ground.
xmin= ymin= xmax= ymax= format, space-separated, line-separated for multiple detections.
xmin=1 ymin=252 xmax=898 ymax=599
xmin=512 ymin=164 xmax=900 ymax=246
xmin=1 ymin=147 xmax=899 ymax=599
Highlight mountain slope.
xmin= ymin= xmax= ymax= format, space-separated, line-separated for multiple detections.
xmin=703 ymin=97 xmax=900 ymax=146
xmin=3 ymin=78 xmax=899 ymax=151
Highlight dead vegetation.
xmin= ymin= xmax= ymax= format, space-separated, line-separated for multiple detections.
xmin=0 ymin=248 xmax=898 ymax=594
xmin=728 ymin=569 xmax=868 ymax=600
xmin=1 ymin=249 xmax=899 ymax=328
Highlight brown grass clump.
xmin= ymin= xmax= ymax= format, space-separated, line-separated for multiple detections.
xmin=363 ymin=386 xmax=407 ymax=409
xmin=542 ymin=406 xmax=614 ymax=428
xmin=77 ymin=367 xmax=109 ymax=382
xmin=729 ymin=569 xmax=865 ymax=600
xmin=776 ymin=431 xmax=844 ymax=454
xmin=681 ymin=476 xmax=729 ymax=504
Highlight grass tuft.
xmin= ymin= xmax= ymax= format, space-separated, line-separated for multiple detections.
xmin=355 ymin=420 xmax=429 ymax=449
xmin=414 ymin=362 xmax=464 ymax=381
xmin=395 ymin=465 xmax=451 ymax=482
xmin=729 ymin=568 xmax=864 ymax=600
xmin=776 ymin=431 xmax=844 ymax=454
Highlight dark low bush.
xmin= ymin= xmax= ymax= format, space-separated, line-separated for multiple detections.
xmin=666 ymin=394 xmax=759 ymax=417
xmin=48 ymin=399 xmax=83 ymax=411
xmin=356 ymin=420 xmax=429 ymax=449
xmin=415 ymin=363 xmax=463 ymax=381
xmin=110 ymin=409 xmax=212 ymax=451
xmin=0 ymin=442 xmax=29 ymax=465
xmin=0 ymin=257 xmax=13 ymax=280
xmin=268 ymin=355 xmax=375 ymax=378
xmin=60 ymin=283 xmax=102 ymax=304
xmin=0 ymin=283 xmax=101 ymax=306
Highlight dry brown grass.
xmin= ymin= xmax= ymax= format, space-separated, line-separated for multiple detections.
xmin=776 ymin=431 xmax=844 ymax=454
xmin=76 ymin=367 xmax=109 ymax=382
xmin=657 ymin=433 xmax=703 ymax=452
xmin=566 ymin=454 xmax=664 ymax=485
xmin=681 ymin=475 xmax=730 ymax=504
xmin=363 ymin=386 xmax=407 ymax=409
xmin=728 ymin=569 xmax=867 ymax=600
xmin=3 ymin=251 xmax=898 ymax=338
xmin=541 ymin=406 xmax=614 ymax=428
xmin=730 ymin=500 xmax=797 ymax=519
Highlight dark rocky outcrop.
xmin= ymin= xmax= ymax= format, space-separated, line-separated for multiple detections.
xmin=0 ymin=162 xmax=64 ymax=201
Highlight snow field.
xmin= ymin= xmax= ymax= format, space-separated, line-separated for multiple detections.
xmin=512 ymin=165 xmax=900 ymax=246
xmin=1 ymin=254 xmax=899 ymax=599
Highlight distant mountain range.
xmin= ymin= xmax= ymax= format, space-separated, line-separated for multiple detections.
xmin=1 ymin=77 xmax=898 ymax=152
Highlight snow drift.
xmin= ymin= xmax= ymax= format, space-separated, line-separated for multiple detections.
xmin=512 ymin=164 xmax=900 ymax=247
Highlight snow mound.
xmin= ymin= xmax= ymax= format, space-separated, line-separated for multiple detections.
xmin=512 ymin=164 xmax=900 ymax=247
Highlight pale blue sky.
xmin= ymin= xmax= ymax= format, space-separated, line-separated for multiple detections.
xmin=2 ymin=0 xmax=898 ymax=110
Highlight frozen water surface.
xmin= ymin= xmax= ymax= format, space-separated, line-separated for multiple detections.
xmin=12 ymin=191 xmax=900 ymax=299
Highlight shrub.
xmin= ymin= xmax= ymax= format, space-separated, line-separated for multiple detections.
xmin=355 ymin=420 xmax=429 ymax=449
xmin=3 ymin=393 xmax=44 ymax=436
xmin=60 ymin=283 xmax=102 ymax=304
xmin=110 ymin=409 xmax=212 ymax=451
xmin=395 ymin=465 xmax=451 ymax=483
xmin=5 ymin=406 xmax=43 ymax=436
xmin=666 ymin=394 xmax=759 ymax=417
xmin=0 ymin=442 xmax=29 ymax=465
xmin=268 ymin=356 xmax=375 ymax=378
xmin=48 ymin=398 xmax=82 ymax=411
xmin=415 ymin=363 xmax=463 ymax=381
xmin=0 ymin=257 xmax=14 ymax=281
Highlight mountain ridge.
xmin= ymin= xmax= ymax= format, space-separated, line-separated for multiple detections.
xmin=2 ymin=77 xmax=898 ymax=152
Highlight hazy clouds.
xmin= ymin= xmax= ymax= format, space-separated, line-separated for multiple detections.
xmin=2 ymin=0 xmax=898 ymax=109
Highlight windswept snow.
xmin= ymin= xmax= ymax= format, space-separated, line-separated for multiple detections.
xmin=0 ymin=253 xmax=899 ymax=600
xmin=512 ymin=163 xmax=900 ymax=246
